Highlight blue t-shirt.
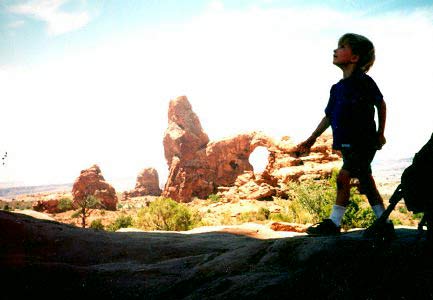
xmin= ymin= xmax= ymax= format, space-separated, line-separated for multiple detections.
xmin=325 ymin=72 xmax=383 ymax=150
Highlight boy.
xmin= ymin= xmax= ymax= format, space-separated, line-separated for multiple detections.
xmin=298 ymin=33 xmax=393 ymax=236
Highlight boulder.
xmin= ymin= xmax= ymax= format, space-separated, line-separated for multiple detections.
xmin=71 ymin=164 xmax=118 ymax=210
xmin=32 ymin=199 xmax=60 ymax=214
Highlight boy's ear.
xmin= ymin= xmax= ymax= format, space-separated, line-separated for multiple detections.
xmin=351 ymin=54 xmax=360 ymax=63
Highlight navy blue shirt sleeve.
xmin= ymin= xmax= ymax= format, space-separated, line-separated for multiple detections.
xmin=364 ymin=75 xmax=383 ymax=105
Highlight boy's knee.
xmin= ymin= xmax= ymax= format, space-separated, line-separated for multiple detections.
xmin=337 ymin=170 xmax=351 ymax=189
xmin=358 ymin=174 xmax=375 ymax=194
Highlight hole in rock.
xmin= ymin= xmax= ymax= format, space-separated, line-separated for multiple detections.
xmin=249 ymin=146 xmax=269 ymax=173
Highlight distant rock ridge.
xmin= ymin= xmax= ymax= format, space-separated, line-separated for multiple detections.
xmin=163 ymin=95 xmax=341 ymax=202
xmin=72 ymin=164 xmax=118 ymax=210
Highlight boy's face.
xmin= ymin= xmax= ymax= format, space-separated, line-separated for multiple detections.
xmin=333 ymin=43 xmax=359 ymax=68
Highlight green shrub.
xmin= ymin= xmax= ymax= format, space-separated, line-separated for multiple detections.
xmin=90 ymin=219 xmax=105 ymax=230
xmin=284 ymin=179 xmax=334 ymax=223
xmin=272 ymin=198 xmax=315 ymax=224
xmin=58 ymin=197 xmax=73 ymax=212
xmin=107 ymin=215 xmax=133 ymax=232
xmin=71 ymin=210 xmax=81 ymax=218
xmin=208 ymin=194 xmax=221 ymax=202
xmin=340 ymin=191 xmax=376 ymax=231
xmin=134 ymin=197 xmax=200 ymax=231
xmin=238 ymin=208 xmax=270 ymax=223
xmin=269 ymin=212 xmax=292 ymax=223
xmin=393 ymin=218 xmax=403 ymax=225
xmin=398 ymin=206 xmax=408 ymax=214
xmin=412 ymin=212 xmax=423 ymax=220
xmin=258 ymin=207 xmax=270 ymax=220
xmin=279 ymin=170 xmax=377 ymax=230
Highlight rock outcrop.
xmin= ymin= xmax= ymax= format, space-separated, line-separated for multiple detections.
xmin=163 ymin=96 xmax=276 ymax=202
xmin=2 ymin=210 xmax=432 ymax=299
xmin=32 ymin=199 xmax=60 ymax=214
xmin=163 ymin=96 xmax=341 ymax=202
xmin=71 ymin=164 xmax=118 ymax=210
xmin=123 ymin=168 xmax=162 ymax=198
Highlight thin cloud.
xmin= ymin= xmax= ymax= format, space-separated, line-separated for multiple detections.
xmin=9 ymin=0 xmax=91 ymax=35
xmin=7 ymin=20 xmax=25 ymax=28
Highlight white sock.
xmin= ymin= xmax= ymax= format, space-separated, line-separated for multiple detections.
xmin=371 ymin=204 xmax=385 ymax=218
xmin=330 ymin=205 xmax=346 ymax=227
xmin=372 ymin=204 xmax=391 ymax=223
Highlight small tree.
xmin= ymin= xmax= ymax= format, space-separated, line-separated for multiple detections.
xmin=74 ymin=195 xmax=101 ymax=228
xmin=58 ymin=197 xmax=73 ymax=212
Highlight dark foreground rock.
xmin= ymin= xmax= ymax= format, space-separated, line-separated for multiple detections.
xmin=1 ymin=211 xmax=432 ymax=300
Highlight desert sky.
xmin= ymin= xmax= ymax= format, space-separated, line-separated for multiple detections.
xmin=1 ymin=0 xmax=433 ymax=189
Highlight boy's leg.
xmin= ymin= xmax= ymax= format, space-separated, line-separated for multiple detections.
xmin=349 ymin=148 xmax=389 ymax=219
xmin=359 ymin=174 xmax=382 ymax=206
xmin=329 ymin=169 xmax=351 ymax=226
xmin=336 ymin=169 xmax=351 ymax=207
xmin=360 ymin=173 xmax=395 ymax=240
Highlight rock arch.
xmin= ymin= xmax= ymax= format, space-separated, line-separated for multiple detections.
xmin=162 ymin=96 xmax=341 ymax=202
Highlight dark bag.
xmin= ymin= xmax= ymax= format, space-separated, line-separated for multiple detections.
xmin=401 ymin=133 xmax=433 ymax=213
xmin=365 ymin=133 xmax=433 ymax=242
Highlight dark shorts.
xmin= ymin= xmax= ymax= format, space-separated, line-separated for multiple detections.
xmin=341 ymin=148 xmax=376 ymax=179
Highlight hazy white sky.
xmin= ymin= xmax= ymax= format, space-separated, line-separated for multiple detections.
xmin=1 ymin=0 xmax=433 ymax=190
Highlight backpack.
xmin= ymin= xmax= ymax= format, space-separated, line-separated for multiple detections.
xmin=401 ymin=133 xmax=433 ymax=213
xmin=365 ymin=133 xmax=433 ymax=242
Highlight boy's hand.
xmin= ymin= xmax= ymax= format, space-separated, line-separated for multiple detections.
xmin=296 ymin=137 xmax=316 ymax=156
xmin=377 ymin=134 xmax=386 ymax=150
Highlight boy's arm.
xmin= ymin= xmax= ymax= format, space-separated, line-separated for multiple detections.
xmin=376 ymin=99 xmax=387 ymax=149
xmin=297 ymin=116 xmax=330 ymax=153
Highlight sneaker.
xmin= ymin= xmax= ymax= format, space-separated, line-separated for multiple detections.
xmin=306 ymin=219 xmax=341 ymax=236
xmin=382 ymin=221 xmax=396 ymax=241
xmin=363 ymin=220 xmax=396 ymax=240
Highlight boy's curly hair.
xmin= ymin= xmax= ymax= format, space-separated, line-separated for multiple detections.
xmin=339 ymin=33 xmax=375 ymax=73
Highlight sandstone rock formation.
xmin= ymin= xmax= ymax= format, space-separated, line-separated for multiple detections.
xmin=32 ymin=199 xmax=60 ymax=214
xmin=123 ymin=168 xmax=162 ymax=199
xmin=2 ymin=210 xmax=432 ymax=299
xmin=71 ymin=164 xmax=118 ymax=210
xmin=163 ymin=95 xmax=276 ymax=202
xmin=163 ymin=96 xmax=341 ymax=202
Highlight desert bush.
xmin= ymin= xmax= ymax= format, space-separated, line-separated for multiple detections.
xmin=398 ymin=205 xmax=408 ymax=214
xmin=208 ymin=194 xmax=221 ymax=202
xmin=107 ymin=215 xmax=133 ymax=232
xmin=340 ymin=192 xmax=376 ymax=231
xmin=134 ymin=197 xmax=201 ymax=231
xmin=58 ymin=197 xmax=73 ymax=212
xmin=412 ymin=212 xmax=423 ymax=220
xmin=284 ymin=179 xmax=335 ymax=223
xmin=279 ymin=170 xmax=377 ymax=230
xmin=272 ymin=198 xmax=314 ymax=224
xmin=238 ymin=207 xmax=270 ymax=223
xmin=90 ymin=219 xmax=105 ymax=230
xmin=259 ymin=207 xmax=270 ymax=220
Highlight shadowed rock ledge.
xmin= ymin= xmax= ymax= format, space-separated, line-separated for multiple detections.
xmin=1 ymin=211 xmax=432 ymax=299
